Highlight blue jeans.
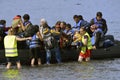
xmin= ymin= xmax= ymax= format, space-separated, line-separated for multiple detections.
xmin=46 ymin=47 xmax=61 ymax=64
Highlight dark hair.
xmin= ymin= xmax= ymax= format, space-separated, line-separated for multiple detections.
xmin=55 ymin=21 xmax=61 ymax=26
xmin=61 ymin=21 xmax=66 ymax=25
xmin=16 ymin=15 xmax=21 ymax=18
xmin=23 ymin=14 xmax=30 ymax=20
xmin=78 ymin=15 xmax=83 ymax=20
xmin=66 ymin=23 xmax=71 ymax=29
xmin=80 ymin=26 xmax=86 ymax=31
xmin=33 ymin=25 xmax=39 ymax=32
xmin=73 ymin=15 xmax=78 ymax=19
xmin=96 ymin=12 xmax=102 ymax=17
xmin=0 ymin=20 xmax=6 ymax=25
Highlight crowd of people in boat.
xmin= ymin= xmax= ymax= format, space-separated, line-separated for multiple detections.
xmin=0 ymin=12 xmax=114 ymax=69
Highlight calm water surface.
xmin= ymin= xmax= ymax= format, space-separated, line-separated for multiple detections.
xmin=0 ymin=0 xmax=120 ymax=80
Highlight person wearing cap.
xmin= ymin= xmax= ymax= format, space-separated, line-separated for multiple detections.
xmin=90 ymin=12 xmax=108 ymax=35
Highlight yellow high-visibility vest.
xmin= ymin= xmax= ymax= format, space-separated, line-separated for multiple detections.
xmin=4 ymin=35 xmax=18 ymax=57
xmin=81 ymin=32 xmax=92 ymax=54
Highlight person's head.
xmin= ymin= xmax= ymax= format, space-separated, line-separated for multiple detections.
xmin=0 ymin=20 xmax=6 ymax=26
xmin=23 ymin=14 xmax=30 ymax=22
xmin=73 ymin=15 xmax=79 ymax=23
xmin=78 ymin=15 xmax=83 ymax=20
xmin=33 ymin=25 xmax=39 ymax=32
xmin=66 ymin=23 xmax=71 ymax=31
xmin=96 ymin=12 xmax=102 ymax=21
xmin=55 ymin=21 xmax=61 ymax=31
xmin=60 ymin=21 xmax=66 ymax=30
xmin=8 ymin=28 xmax=15 ymax=35
xmin=80 ymin=27 xmax=86 ymax=35
xmin=40 ymin=18 xmax=47 ymax=27
xmin=12 ymin=15 xmax=21 ymax=28
xmin=90 ymin=24 xmax=97 ymax=32
xmin=75 ymin=30 xmax=80 ymax=34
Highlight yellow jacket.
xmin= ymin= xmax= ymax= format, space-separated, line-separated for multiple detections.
xmin=73 ymin=33 xmax=82 ymax=43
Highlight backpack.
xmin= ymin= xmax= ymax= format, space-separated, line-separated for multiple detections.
xmin=44 ymin=36 xmax=56 ymax=49
xmin=23 ymin=25 xmax=39 ymax=37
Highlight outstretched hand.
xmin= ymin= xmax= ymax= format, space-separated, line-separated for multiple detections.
xmin=27 ymin=37 xmax=32 ymax=40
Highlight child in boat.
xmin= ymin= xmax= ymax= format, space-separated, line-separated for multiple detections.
xmin=73 ymin=31 xmax=82 ymax=48
xmin=4 ymin=28 xmax=31 ymax=69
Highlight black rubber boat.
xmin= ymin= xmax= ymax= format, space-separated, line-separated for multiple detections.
xmin=0 ymin=35 xmax=120 ymax=64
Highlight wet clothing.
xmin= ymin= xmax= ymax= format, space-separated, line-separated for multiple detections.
xmin=90 ymin=18 xmax=108 ymax=35
xmin=46 ymin=47 xmax=61 ymax=64
xmin=80 ymin=50 xmax=91 ymax=58
xmin=6 ymin=57 xmax=20 ymax=63
xmin=79 ymin=32 xmax=92 ymax=58
xmin=30 ymin=47 xmax=41 ymax=59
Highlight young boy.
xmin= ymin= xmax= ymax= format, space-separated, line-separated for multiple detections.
xmin=73 ymin=31 xmax=82 ymax=48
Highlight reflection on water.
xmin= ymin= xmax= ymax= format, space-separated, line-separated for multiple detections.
xmin=0 ymin=59 xmax=120 ymax=80
xmin=2 ymin=69 xmax=21 ymax=80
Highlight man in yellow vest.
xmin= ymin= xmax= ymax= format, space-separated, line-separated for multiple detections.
xmin=4 ymin=28 xmax=31 ymax=69
xmin=78 ymin=27 xmax=93 ymax=62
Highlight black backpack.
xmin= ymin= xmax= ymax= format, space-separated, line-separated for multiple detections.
xmin=44 ymin=36 xmax=56 ymax=49
xmin=23 ymin=25 xmax=39 ymax=37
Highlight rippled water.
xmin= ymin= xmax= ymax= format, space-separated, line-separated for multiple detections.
xmin=1 ymin=59 xmax=120 ymax=80
xmin=0 ymin=0 xmax=120 ymax=80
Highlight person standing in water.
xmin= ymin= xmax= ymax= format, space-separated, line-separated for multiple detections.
xmin=4 ymin=28 xmax=31 ymax=69
xmin=78 ymin=27 xmax=93 ymax=62
xmin=29 ymin=25 xmax=43 ymax=67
